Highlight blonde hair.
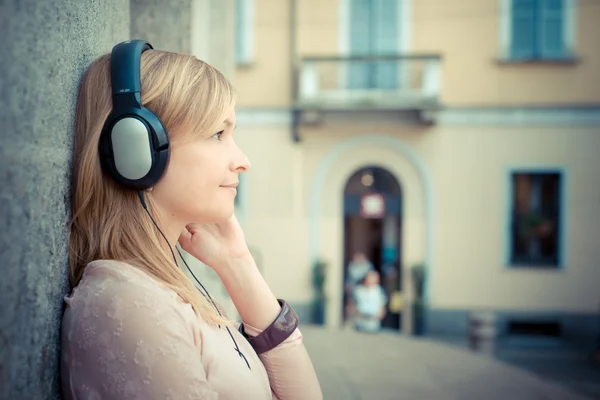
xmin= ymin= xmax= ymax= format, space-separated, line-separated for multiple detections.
xmin=69 ymin=50 xmax=235 ymax=326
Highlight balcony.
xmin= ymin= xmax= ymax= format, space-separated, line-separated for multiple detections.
xmin=292 ymin=54 xmax=443 ymax=140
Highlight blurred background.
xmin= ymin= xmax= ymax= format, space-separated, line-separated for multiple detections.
xmin=1 ymin=0 xmax=599 ymax=399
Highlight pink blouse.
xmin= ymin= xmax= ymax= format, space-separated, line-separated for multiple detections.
xmin=60 ymin=260 xmax=322 ymax=399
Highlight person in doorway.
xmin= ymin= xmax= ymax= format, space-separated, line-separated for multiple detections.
xmin=345 ymin=251 xmax=374 ymax=294
xmin=61 ymin=40 xmax=322 ymax=399
xmin=351 ymin=270 xmax=388 ymax=333
xmin=344 ymin=252 xmax=375 ymax=321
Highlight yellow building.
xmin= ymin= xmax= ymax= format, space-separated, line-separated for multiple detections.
xmin=188 ymin=0 xmax=600 ymax=343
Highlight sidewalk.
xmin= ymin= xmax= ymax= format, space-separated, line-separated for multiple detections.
xmin=429 ymin=333 xmax=600 ymax=399
xmin=300 ymin=325 xmax=596 ymax=400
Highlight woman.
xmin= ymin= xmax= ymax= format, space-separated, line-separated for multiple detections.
xmin=61 ymin=41 xmax=322 ymax=399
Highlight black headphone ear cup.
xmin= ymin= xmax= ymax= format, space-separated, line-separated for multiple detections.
xmin=99 ymin=40 xmax=170 ymax=191
xmin=99 ymin=107 xmax=169 ymax=191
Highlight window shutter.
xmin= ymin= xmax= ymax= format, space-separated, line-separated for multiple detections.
xmin=348 ymin=0 xmax=372 ymax=89
xmin=540 ymin=0 xmax=566 ymax=58
xmin=511 ymin=0 xmax=537 ymax=59
xmin=372 ymin=0 xmax=398 ymax=89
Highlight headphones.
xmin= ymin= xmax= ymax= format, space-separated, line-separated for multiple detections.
xmin=98 ymin=40 xmax=169 ymax=191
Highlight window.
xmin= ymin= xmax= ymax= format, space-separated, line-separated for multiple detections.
xmin=509 ymin=171 xmax=562 ymax=266
xmin=348 ymin=0 xmax=399 ymax=89
xmin=509 ymin=0 xmax=573 ymax=60
xmin=235 ymin=0 xmax=254 ymax=65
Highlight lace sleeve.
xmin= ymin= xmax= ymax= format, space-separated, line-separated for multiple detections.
xmin=63 ymin=279 xmax=219 ymax=400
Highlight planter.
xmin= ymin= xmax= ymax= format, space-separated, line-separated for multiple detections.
xmin=311 ymin=260 xmax=328 ymax=325
xmin=412 ymin=300 xmax=426 ymax=336
xmin=312 ymin=295 xmax=326 ymax=325
xmin=410 ymin=264 xmax=427 ymax=336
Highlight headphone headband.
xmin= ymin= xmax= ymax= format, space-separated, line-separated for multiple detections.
xmin=110 ymin=40 xmax=153 ymax=95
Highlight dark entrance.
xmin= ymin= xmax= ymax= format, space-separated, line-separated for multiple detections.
xmin=342 ymin=166 xmax=403 ymax=331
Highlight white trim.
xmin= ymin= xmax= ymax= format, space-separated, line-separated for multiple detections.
xmin=564 ymin=0 xmax=577 ymax=55
xmin=309 ymin=134 xmax=435 ymax=303
xmin=236 ymin=0 xmax=255 ymax=65
xmin=433 ymin=107 xmax=600 ymax=126
xmin=235 ymin=107 xmax=600 ymax=126
xmin=398 ymin=0 xmax=412 ymax=88
xmin=398 ymin=0 xmax=412 ymax=53
xmin=499 ymin=0 xmax=511 ymax=59
xmin=400 ymin=0 xmax=412 ymax=53
xmin=337 ymin=0 xmax=350 ymax=88
xmin=338 ymin=0 xmax=350 ymax=56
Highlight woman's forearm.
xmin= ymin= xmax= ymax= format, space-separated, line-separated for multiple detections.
xmin=216 ymin=254 xmax=281 ymax=329
xmin=217 ymin=255 xmax=324 ymax=400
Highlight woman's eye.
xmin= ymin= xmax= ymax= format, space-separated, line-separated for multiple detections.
xmin=211 ymin=130 xmax=225 ymax=141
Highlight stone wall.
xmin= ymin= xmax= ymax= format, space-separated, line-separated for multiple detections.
xmin=0 ymin=1 xmax=129 ymax=398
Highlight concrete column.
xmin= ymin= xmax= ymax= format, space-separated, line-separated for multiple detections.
xmin=131 ymin=0 xmax=235 ymax=78
xmin=0 ymin=1 xmax=130 ymax=399
xmin=191 ymin=0 xmax=236 ymax=79
xmin=130 ymin=0 xmax=193 ymax=53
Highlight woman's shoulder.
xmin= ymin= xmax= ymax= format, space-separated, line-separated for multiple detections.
xmin=66 ymin=259 xmax=182 ymax=315
xmin=83 ymin=259 xmax=157 ymax=282
xmin=80 ymin=259 xmax=174 ymax=290
xmin=61 ymin=261 xmax=202 ymax=375
xmin=63 ymin=260 xmax=199 ymax=336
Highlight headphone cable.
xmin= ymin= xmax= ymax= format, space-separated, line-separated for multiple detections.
xmin=137 ymin=191 xmax=250 ymax=370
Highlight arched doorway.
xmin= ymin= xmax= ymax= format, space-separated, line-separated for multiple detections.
xmin=342 ymin=166 xmax=403 ymax=331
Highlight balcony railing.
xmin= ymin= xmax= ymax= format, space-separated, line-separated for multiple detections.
xmin=296 ymin=54 xmax=442 ymax=110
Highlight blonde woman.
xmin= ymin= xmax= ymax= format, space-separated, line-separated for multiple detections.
xmin=61 ymin=40 xmax=322 ymax=400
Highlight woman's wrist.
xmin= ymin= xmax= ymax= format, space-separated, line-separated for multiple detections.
xmin=215 ymin=254 xmax=281 ymax=330
xmin=238 ymin=299 xmax=299 ymax=354
xmin=214 ymin=251 xmax=254 ymax=274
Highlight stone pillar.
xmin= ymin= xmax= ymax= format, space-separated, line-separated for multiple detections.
xmin=130 ymin=0 xmax=235 ymax=77
xmin=191 ymin=0 xmax=236 ymax=79
xmin=0 ymin=1 xmax=130 ymax=399
xmin=130 ymin=0 xmax=193 ymax=53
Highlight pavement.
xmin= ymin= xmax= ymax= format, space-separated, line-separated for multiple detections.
xmin=300 ymin=325 xmax=599 ymax=400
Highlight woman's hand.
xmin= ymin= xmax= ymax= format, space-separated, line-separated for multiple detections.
xmin=178 ymin=214 xmax=251 ymax=272
xmin=180 ymin=214 xmax=282 ymax=330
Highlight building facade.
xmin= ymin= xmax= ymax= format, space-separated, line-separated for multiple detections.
xmin=190 ymin=0 xmax=600 ymax=344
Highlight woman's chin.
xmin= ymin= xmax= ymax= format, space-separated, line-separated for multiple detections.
xmin=186 ymin=206 xmax=234 ymax=225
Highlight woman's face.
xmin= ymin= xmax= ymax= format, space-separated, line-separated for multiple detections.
xmin=152 ymin=108 xmax=250 ymax=225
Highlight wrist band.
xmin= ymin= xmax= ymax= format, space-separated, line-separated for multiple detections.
xmin=238 ymin=299 xmax=299 ymax=355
